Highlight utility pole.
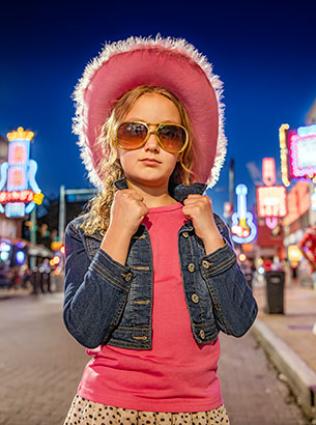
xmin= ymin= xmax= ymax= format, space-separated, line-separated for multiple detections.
xmin=30 ymin=206 xmax=37 ymax=269
xmin=228 ymin=158 xmax=235 ymax=225
xmin=58 ymin=185 xmax=66 ymax=242
xmin=58 ymin=186 xmax=97 ymax=242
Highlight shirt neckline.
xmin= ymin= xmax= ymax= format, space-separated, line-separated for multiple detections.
xmin=147 ymin=202 xmax=183 ymax=214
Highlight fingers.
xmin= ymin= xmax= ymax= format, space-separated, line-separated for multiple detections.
xmin=125 ymin=191 xmax=148 ymax=215
xmin=183 ymin=195 xmax=211 ymax=206
xmin=137 ymin=200 xmax=149 ymax=216
xmin=120 ymin=189 xmax=144 ymax=202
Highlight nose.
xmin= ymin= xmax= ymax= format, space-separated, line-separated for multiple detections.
xmin=144 ymin=130 xmax=160 ymax=151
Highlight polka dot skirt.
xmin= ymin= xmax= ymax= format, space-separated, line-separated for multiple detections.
xmin=63 ymin=394 xmax=230 ymax=425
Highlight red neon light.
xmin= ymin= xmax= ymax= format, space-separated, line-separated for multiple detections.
xmin=0 ymin=190 xmax=34 ymax=204
xmin=262 ymin=158 xmax=276 ymax=186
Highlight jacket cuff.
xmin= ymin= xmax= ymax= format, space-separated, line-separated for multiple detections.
xmin=89 ymin=248 xmax=134 ymax=292
xmin=200 ymin=240 xmax=236 ymax=278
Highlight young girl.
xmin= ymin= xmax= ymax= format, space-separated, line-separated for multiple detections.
xmin=63 ymin=35 xmax=258 ymax=425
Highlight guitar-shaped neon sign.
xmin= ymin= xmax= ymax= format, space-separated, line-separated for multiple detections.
xmin=231 ymin=184 xmax=257 ymax=244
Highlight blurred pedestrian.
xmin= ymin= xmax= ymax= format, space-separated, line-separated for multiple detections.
xmin=39 ymin=258 xmax=52 ymax=293
xmin=20 ymin=264 xmax=31 ymax=289
xmin=271 ymin=256 xmax=283 ymax=271
xmin=263 ymin=257 xmax=273 ymax=272
xmin=241 ymin=259 xmax=254 ymax=289
xmin=30 ymin=265 xmax=40 ymax=294
xmin=62 ymin=35 xmax=258 ymax=425
xmin=299 ymin=226 xmax=316 ymax=289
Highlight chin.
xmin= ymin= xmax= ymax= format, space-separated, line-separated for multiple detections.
xmin=129 ymin=173 xmax=168 ymax=187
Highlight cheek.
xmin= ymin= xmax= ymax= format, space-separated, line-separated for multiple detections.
xmin=118 ymin=151 xmax=138 ymax=168
xmin=165 ymin=154 xmax=179 ymax=170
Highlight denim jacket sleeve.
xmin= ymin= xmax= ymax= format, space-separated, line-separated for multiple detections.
xmin=63 ymin=220 xmax=133 ymax=348
xmin=200 ymin=215 xmax=258 ymax=337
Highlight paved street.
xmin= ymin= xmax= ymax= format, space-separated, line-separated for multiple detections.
xmin=0 ymin=293 xmax=310 ymax=425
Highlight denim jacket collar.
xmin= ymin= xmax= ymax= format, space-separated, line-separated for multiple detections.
xmin=74 ymin=177 xmax=207 ymax=240
xmin=114 ymin=176 xmax=207 ymax=203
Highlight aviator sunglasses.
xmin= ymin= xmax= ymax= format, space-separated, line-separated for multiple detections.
xmin=116 ymin=121 xmax=189 ymax=154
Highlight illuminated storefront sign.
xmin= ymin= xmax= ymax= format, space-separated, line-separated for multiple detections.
xmin=256 ymin=158 xmax=287 ymax=229
xmin=288 ymin=125 xmax=316 ymax=178
xmin=231 ymin=184 xmax=257 ymax=244
xmin=283 ymin=181 xmax=311 ymax=226
xmin=0 ymin=127 xmax=43 ymax=218
xmin=280 ymin=124 xmax=316 ymax=184
xmin=0 ymin=190 xmax=34 ymax=203
xmin=256 ymin=186 xmax=287 ymax=218
xmin=312 ymin=186 xmax=316 ymax=212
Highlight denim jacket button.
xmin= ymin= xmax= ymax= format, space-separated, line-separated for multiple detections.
xmin=202 ymin=260 xmax=212 ymax=269
xmin=199 ymin=329 xmax=205 ymax=340
xmin=132 ymin=335 xmax=148 ymax=340
xmin=182 ymin=231 xmax=189 ymax=238
xmin=123 ymin=272 xmax=133 ymax=282
xmin=191 ymin=293 xmax=200 ymax=303
xmin=187 ymin=263 xmax=195 ymax=272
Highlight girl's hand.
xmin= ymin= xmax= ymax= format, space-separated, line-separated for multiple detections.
xmin=109 ymin=189 xmax=148 ymax=237
xmin=182 ymin=194 xmax=225 ymax=254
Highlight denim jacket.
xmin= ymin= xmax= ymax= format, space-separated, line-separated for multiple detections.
xmin=63 ymin=177 xmax=258 ymax=349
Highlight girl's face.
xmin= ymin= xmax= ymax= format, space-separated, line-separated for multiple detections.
xmin=117 ymin=93 xmax=181 ymax=190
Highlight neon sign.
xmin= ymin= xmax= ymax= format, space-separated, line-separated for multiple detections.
xmin=289 ymin=130 xmax=316 ymax=177
xmin=280 ymin=124 xmax=316 ymax=183
xmin=231 ymin=184 xmax=257 ymax=244
xmin=256 ymin=158 xmax=287 ymax=229
xmin=283 ymin=181 xmax=310 ymax=226
xmin=262 ymin=157 xmax=276 ymax=186
xmin=279 ymin=124 xmax=291 ymax=187
xmin=0 ymin=190 xmax=34 ymax=203
xmin=0 ymin=127 xmax=43 ymax=218
xmin=256 ymin=186 xmax=287 ymax=218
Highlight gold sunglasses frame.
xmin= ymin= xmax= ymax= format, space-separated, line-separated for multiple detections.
xmin=116 ymin=121 xmax=189 ymax=154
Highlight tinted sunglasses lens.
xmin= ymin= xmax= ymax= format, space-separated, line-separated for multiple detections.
xmin=117 ymin=122 xmax=148 ymax=149
xmin=158 ymin=125 xmax=187 ymax=153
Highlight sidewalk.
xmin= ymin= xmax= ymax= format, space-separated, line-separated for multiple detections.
xmin=0 ymin=286 xmax=32 ymax=299
xmin=252 ymin=283 xmax=316 ymax=420
xmin=0 ymin=274 xmax=64 ymax=300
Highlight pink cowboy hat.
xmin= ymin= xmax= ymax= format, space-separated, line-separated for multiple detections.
xmin=72 ymin=35 xmax=227 ymax=188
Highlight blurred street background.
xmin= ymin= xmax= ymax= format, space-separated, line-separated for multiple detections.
xmin=1 ymin=0 xmax=316 ymax=424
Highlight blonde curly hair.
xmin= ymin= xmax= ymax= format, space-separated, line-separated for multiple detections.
xmin=81 ymin=85 xmax=197 ymax=235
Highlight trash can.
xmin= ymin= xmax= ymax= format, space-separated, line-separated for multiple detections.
xmin=265 ymin=271 xmax=285 ymax=314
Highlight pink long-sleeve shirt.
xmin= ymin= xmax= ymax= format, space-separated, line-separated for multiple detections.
xmin=77 ymin=202 xmax=223 ymax=412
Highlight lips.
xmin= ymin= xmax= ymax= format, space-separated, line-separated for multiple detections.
xmin=140 ymin=158 xmax=161 ymax=164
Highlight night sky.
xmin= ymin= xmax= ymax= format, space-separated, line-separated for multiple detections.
xmin=1 ymin=0 xmax=315 ymax=215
